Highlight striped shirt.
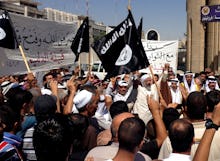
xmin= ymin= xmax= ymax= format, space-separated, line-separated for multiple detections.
xmin=0 ymin=141 xmax=21 ymax=161
xmin=22 ymin=127 xmax=36 ymax=161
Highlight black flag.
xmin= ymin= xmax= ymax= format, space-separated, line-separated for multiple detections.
xmin=92 ymin=10 xmax=149 ymax=79
xmin=71 ymin=17 xmax=89 ymax=62
xmin=0 ymin=11 xmax=18 ymax=49
xmin=137 ymin=17 xmax=143 ymax=39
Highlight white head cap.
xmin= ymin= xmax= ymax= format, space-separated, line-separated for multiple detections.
xmin=140 ymin=74 xmax=151 ymax=84
xmin=118 ymin=80 xmax=128 ymax=87
xmin=207 ymin=76 xmax=217 ymax=83
xmin=73 ymin=90 xmax=93 ymax=109
xmin=169 ymin=78 xmax=179 ymax=83
xmin=1 ymin=81 xmax=15 ymax=95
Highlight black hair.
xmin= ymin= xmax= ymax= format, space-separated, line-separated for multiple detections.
xmin=186 ymin=91 xmax=207 ymax=120
xmin=154 ymin=74 xmax=159 ymax=79
xmin=146 ymin=119 xmax=156 ymax=140
xmin=176 ymin=74 xmax=183 ymax=83
xmin=68 ymin=113 xmax=89 ymax=151
xmin=109 ymin=101 xmax=129 ymax=119
xmin=199 ymin=71 xmax=207 ymax=76
xmin=206 ymin=90 xmax=220 ymax=112
xmin=42 ymin=72 xmax=53 ymax=82
xmin=118 ymin=117 xmax=145 ymax=153
xmin=169 ymin=119 xmax=194 ymax=153
xmin=163 ymin=108 xmax=180 ymax=130
xmin=5 ymin=86 xmax=33 ymax=114
xmin=80 ymin=84 xmax=97 ymax=94
xmin=34 ymin=94 xmax=57 ymax=122
xmin=0 ymin=104 xmax=21 ymax=132
xmin=194 ymin=73 xmax=200 ymax=78
xmin=33 ymin=115 xmax=71 ymax=161
xmin=0 ymin=121 xmax=3 ymax=142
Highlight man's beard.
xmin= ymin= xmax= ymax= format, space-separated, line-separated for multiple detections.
xmin=144 ymin=84 xmax=151 ymax=91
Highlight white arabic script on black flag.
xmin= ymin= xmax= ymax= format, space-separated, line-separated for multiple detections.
xmin=71 ymin=17 xmax=89 ymax=62
xmin=0 ymin=11 xmax=18 ymax=49
xmin=92 ymin=10 xmax=149 ymax=79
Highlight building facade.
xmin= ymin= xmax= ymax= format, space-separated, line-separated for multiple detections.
xmin=186 ymin=0 xmax=220 ymax=74
xmin=0 ymin=0 xmax=44 ymax=18
xmin=43 ymin=8 xmax=78 ymax=23
xmin=0 ymin=0 xmax=109 ymax=65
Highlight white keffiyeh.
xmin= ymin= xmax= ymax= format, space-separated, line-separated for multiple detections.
xmin=170 ymin=87 xmax=182 ymax=104
xmin=113 ymin=85 xmax=133 ymax=102
xmin=182 ymin=73 xmax=196 ymax=93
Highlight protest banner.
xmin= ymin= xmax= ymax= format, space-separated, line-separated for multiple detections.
xmin=0 ymin=12 xmax=77 ymax=76
xmin=141 ymin=40 xmax=178 ymax=74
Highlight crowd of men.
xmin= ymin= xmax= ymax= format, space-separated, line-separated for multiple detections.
xmin=0 ymin=63 xmax=220 ymax=161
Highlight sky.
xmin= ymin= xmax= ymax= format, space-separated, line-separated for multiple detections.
xmin=37 ymin=0 xmax=186 ymax=41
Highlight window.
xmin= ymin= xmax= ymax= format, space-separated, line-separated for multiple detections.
xmin=92 ymin=63 xmax=99 ymax=72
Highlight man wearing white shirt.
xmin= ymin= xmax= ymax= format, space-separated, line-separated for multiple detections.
xmin=133 ymin=74 xmax=159 ymax=125
xmin=159 ymin=91 xmax=220 ymax=161
xmin=169 ymin=78 xmax=183 ymax=105
xmin=113 ymin=79 xmax=138 ymax=112
xmin=181 ymin=71 xmax=197 ymax=93
xmin=205 ymin=76 xmax=220 ymax=93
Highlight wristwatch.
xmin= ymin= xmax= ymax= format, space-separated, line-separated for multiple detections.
xmin=205 ymin=119 xmax=219 ymax=130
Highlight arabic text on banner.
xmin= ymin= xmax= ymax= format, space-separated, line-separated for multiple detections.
xmin=0 ymin=13 xmax=77 ymax=76
xmin=141 ymin=40 xmax=178 ymax=74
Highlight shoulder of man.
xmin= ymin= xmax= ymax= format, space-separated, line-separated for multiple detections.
xmin=135 ymin=151 xmax=152 ymax=161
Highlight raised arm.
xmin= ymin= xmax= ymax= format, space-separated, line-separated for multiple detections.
xmin=179 ymin=83 xmax=188 ymax=102
xmin=63 ymin=76 xmax=77 ymax=115
xmin=49 ymin=80 xmax=60 ymax=113
xmin=193 ymin=102 xmax=220 ymax=161
xmin=147 ymin=95 xmax=167 ymax=147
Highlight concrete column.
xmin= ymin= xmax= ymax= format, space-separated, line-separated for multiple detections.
xmin=24 ymin=6 xmax=28 ymax=17
xmin=206 ymin=0 xmax=220 ymax=73
xmin=186 ymin=0 xmax=206 ymax=72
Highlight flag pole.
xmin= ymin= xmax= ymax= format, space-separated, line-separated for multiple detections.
xmin=78 ymin=56 xmax=81 ymax=77
xmin=77 ymin=18 xmax=81 ymax=77
xmin=6 ymin=11 xmax=31 ymax=73
xmin=127 ymin=0 xmax=131 ymax=10
xmin=86 ymin=0 xmax=91 ymax=72
xmin=18 ymin=45 xmax=31 ymax=73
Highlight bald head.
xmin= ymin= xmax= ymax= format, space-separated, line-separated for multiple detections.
xmin=169 ymin=118 xmax=194 ymax=153
xmin=111 ymin=112 xmax=134 ymax=141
